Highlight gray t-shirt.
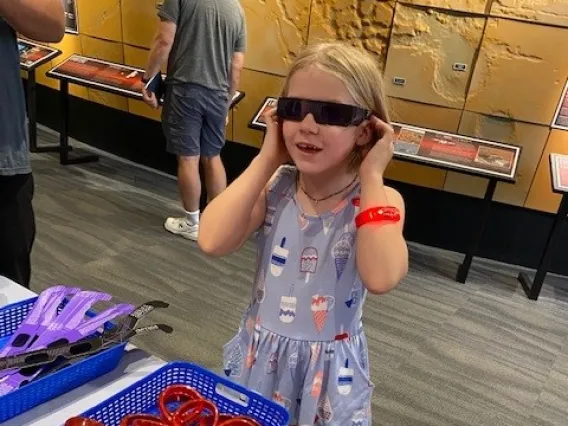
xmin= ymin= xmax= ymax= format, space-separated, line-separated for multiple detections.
xmin=0 ymin=18 xmax=30 ymax=176
xmin=158 ymin=0 xmax=246 ymax=92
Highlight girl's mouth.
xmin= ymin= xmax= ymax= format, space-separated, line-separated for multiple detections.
xmin=297 ymin=143 xmax=322 ymax=154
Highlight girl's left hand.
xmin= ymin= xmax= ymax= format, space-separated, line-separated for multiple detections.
xmin=359 ymin=116 xmax=395 ymax=178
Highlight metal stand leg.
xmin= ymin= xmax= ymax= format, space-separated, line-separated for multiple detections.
xmin=518 ymin=194 xmax=568 ymax=300
xmin=59 ymin=80 xmax=99 ymax=166
xmin=456 ymin=178 xmax=498 ymax=283
xmin=27 ymin=70 xmax=63 ymax=153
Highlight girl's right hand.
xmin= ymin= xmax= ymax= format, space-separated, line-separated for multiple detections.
xmin=258 ymin=107 xmax=291 ymax=168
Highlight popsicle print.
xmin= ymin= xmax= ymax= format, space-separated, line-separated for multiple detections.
xmin=351 ymin=411 xmax=368 ymax=426
xmin=279 ymin=295 xmax=297 ymax=324
xmin=300 ymin=246 xmax=318 ymax=283
xmin=338 ymin=359 xmax=354 ymax=395
xmin=270 ymin=237 xmax=288 ymax=277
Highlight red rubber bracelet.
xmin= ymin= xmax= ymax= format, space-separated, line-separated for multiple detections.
xmin=355 ymin=206 xmax=400 ymax=229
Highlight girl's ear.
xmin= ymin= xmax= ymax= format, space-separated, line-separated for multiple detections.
xmin=355 ymin=120 xmax=375 ymax=147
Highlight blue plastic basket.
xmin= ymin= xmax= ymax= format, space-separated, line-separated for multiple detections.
xmin=80 ymin=361 xmax=290 ymax=426
xmin=0 ymin=297 xmax=126 ymax=423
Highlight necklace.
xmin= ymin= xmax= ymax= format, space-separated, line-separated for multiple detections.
xmin=298 ymin=174 xmax=358 ymax=205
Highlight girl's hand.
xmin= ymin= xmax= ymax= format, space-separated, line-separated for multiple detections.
xmin=258 ymin=107 xmax=291 ymax=168
xmin=359 ymin=116 xmax=395 ymax=178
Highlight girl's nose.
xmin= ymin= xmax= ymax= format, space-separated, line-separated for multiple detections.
xmin=299 ymin=113 xmax=319 ymax=134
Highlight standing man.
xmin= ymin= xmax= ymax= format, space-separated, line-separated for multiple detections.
xmin=0 ymin=1 xmax=65 ymax=288
xmin=142 ymin=0 xmax=246 ymax=241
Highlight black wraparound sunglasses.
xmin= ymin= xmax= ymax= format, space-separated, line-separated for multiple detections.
xmin=276 ymin=97 xmax=372 ymax=127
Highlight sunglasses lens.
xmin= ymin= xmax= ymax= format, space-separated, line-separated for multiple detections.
xmin=277 ymin=98 xmax=369 ymax=127
xmin=277 ymin=98 xmax=303 ymax=121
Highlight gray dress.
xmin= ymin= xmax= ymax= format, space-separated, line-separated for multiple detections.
xmin=223 ymin=165 xmax=374 ymax=425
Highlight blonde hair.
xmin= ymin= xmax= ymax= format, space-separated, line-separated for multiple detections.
xmin=280 ymin=42 xmax=390 ymax=170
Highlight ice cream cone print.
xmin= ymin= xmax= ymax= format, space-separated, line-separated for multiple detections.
xmin=311 ymin=371 xmax=323 ymax=397
xmin=255 ymin=268 xmax=265 ymax=303
xmin=264 ymin=205 xmax=277 ymax=235
xmin=318 ymin=393 xmax=333 ymax=422
xmin=332 ymin=225 xmax=355 ymax=280
xmin=270 ymin=237 xmax=289 ymax=277
xmin=300 ymin=247 xmax=318 ymax=283
xmin=311 ymin=295 xmax=335 ymax=333
xmin=338 ymin=359 xmax=354 ymax=395
xmin=224 ymin=344 xmax=243 ymax=378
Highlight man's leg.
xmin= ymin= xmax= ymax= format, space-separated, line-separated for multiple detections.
xmin=201 ymin=156 xmax=226 ymax=203
xmin=162 ymin=83 xmax=203 ymax=240
xmin=201 ymin=88 xmax=229 ymax=203
xmin=177 ymin=154 xmax=201 ymax=211
xmin=0 ymin=174 xmax=36 ymax=288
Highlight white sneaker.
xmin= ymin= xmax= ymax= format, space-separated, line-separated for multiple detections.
xmin=164 ymin=217 xmax=199 ymax=241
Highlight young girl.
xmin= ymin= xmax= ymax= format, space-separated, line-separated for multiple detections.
xmin=199 ymin=42 xmax=408 ymax=425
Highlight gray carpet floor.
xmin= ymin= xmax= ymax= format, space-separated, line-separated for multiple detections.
xmin=25 ymin=126 xmax=568 ymax=425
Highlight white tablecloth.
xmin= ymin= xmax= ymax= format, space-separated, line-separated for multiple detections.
xmin=0 ymin=276 xmax=166 ymax=426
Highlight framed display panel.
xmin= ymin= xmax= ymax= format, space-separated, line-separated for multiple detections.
xmin=18 ymin=39 xmax=61 ymax=71
xmin=47 ymin=55 xmax=153 ymax=98
xmin=47 ymin=55 xmax=245 ymax=107
xmin=249 ymin=97 xmax=278 ymax=130
xmin=550 ymin=153 xmax=568 ymax=194
xmin=247 ymin=98 xmax=521 ymax=182
xmin=392 ymin=123 xmax=521 ymax=182
xmin=64 ymin=0 xmax=79 ymax=34
xmin=551 ymin=79 xmax=568 ymax=131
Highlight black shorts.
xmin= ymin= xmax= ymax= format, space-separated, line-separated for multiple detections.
xmin=0 ymin=173 xmax=35 ymax=288
xmin=161 ymin=82 xmax=229 ymax=158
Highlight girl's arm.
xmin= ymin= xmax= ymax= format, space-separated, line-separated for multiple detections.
xmin=199 ymin=107 xmax=288 ymax=257
xmin=198 ymin=154 xmax=279 ymax=257
xmin=356 ymin=171 xmax=409 ymax=294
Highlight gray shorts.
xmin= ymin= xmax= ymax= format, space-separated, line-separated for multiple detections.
xmin=162 ymin=82 xmax=229 ymax=158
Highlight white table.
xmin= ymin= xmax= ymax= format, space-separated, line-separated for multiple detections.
xmin=0 ymin=276 xmax=166 ymax=426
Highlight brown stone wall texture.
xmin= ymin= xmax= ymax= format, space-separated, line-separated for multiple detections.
xmin=30 ymin=0 xmax=568 ymax=213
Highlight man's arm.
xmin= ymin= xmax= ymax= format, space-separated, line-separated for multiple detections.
xmin=228 ymin=18 xmax=246 ymax=108
xmin=143 ymin=19 xmax=176 ymax=82
xmin=228 ymin=52 xmax=244 ymax=106
xmin=0 ymin=0 xmax=65 ymax=43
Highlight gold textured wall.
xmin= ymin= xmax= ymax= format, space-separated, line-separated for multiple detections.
xmin=30 ymin=0 xmax=568 ymax=214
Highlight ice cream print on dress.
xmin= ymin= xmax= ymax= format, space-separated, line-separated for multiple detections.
xmin=270 ymin=237 xmax=288 ymax=277
xmin=338 ymin=359 xmax=354 ymax=395
xmin=255 ymin=268 xmax=266 ymax=303
xmin=332 ymin=225 xmax=355 ymax=280
xmin=279 ymin=295 xmax=297 ymax=323
xmin=300 ymin=246 xmax=318 ymax=283
xmin=311 ymin=295 xmax=335 ymax=333
xmin=224 ymin=342 xmax=243 ymax=378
